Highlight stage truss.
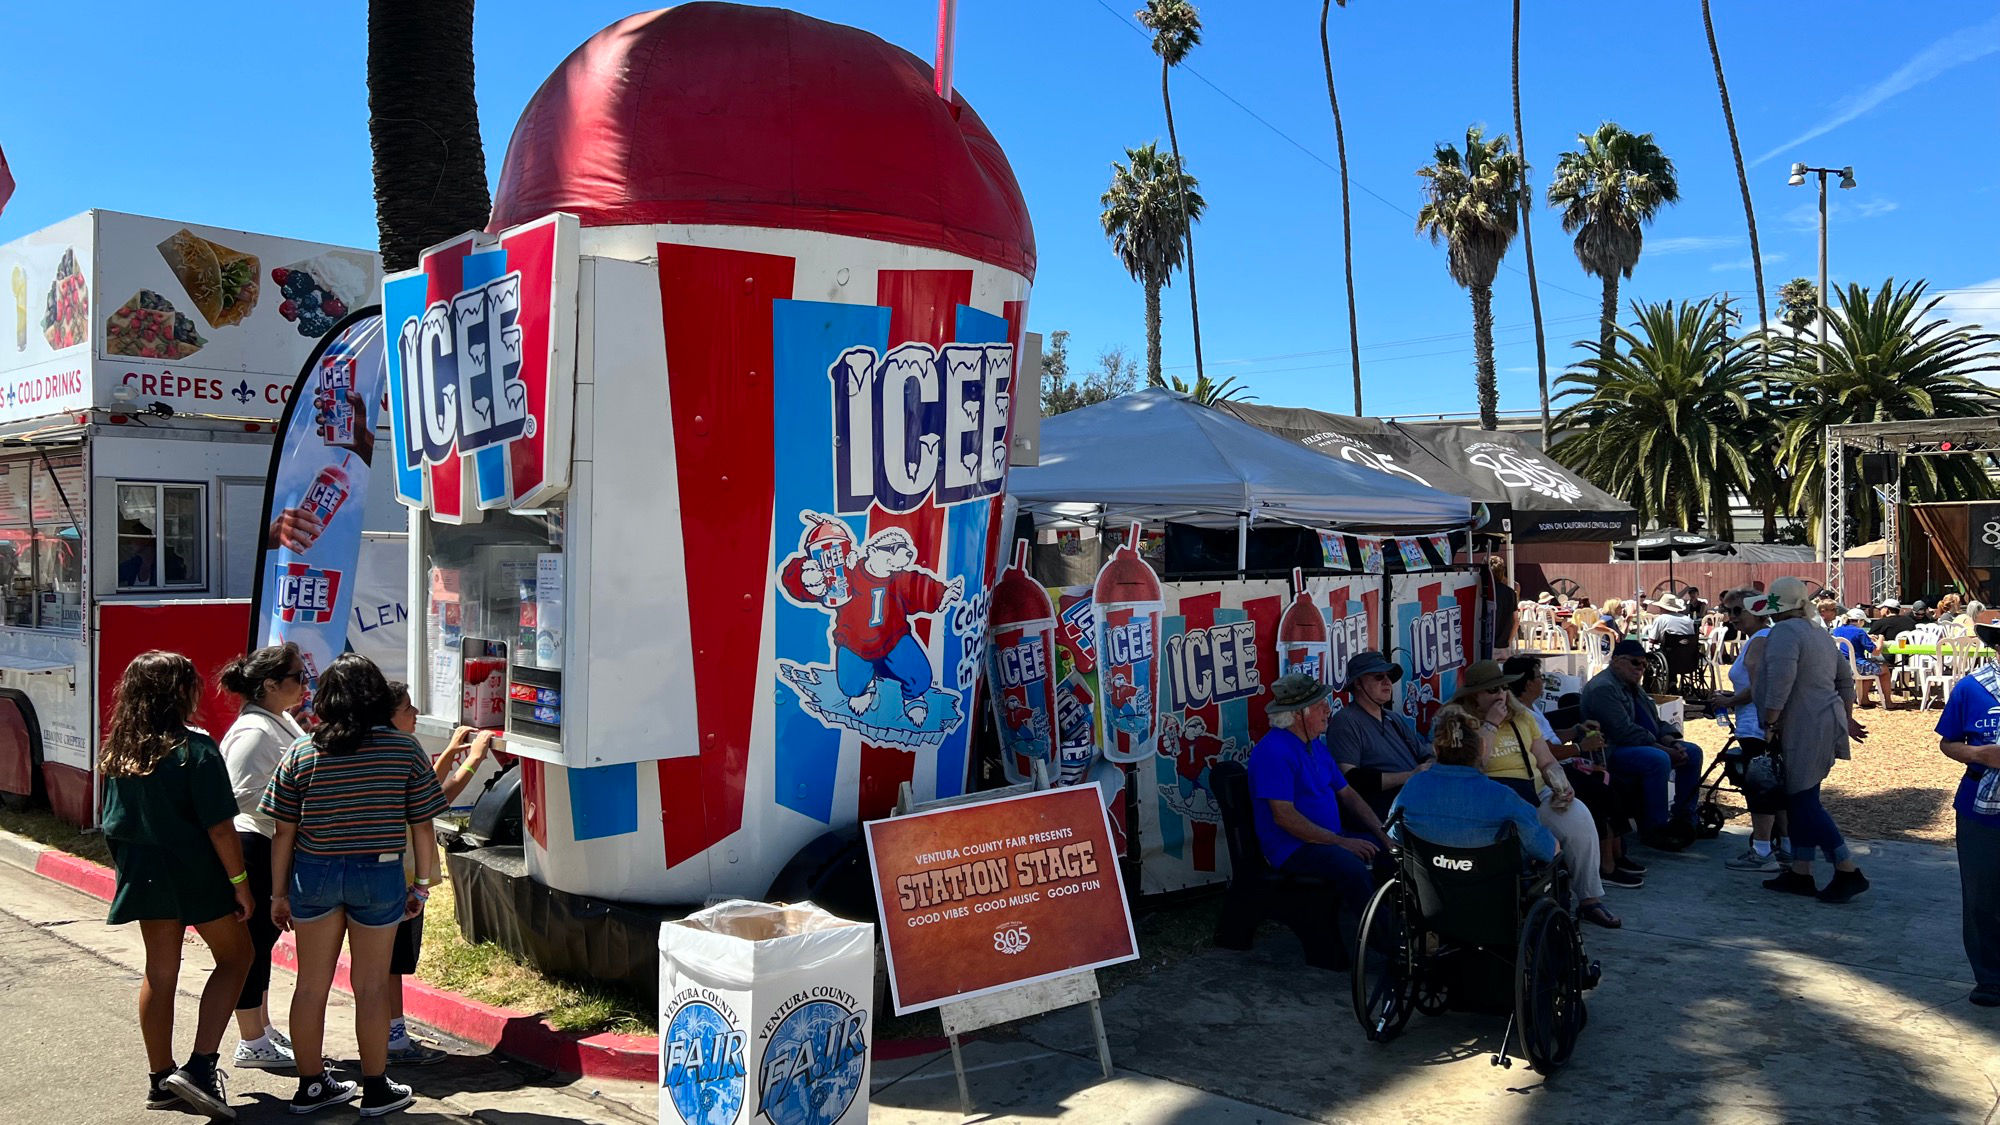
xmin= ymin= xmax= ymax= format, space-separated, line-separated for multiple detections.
xmin=1823 ymin=417 xmax=2000 ymax=602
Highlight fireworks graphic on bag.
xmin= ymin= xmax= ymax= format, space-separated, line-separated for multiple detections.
xmin=1092 ymin=521 xmax=1164 ymax=765
xmin=1277 ymin=567 xmax=1330 ymax=683
xmin=987 ymin=540 xmax=1059 ymax=784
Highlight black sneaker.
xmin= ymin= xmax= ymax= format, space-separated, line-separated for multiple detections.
xmin=1602 ymin=868 xmax=1644 ymax=889
xmin=289 ymin=1075 xmax=358 ymax=1115
xmin=163 ymin=1060 xmax=235 ymax=1121
xmin=1763 ymin=869 xmax=1820 ymax=896
xmin=1615 ymin=856 xmax=1648 ymax=875
xmin=145 ymin=1069 xmax=179 ymax=1111
xmin=1818 ymin=868 xmax=1871 ymax=904
xmin=1639 ymin=825 xmax=1690 ymax=852
xmin=358 ymin=1078 xmax=415 ymax=1117
xmin=1972 ymin=986 xmax=2000 ymax=1007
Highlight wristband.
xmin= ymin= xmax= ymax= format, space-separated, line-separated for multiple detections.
xmin=228 ymin=870 xmax=248 ymax=885
xmin=415 ymin=877 xmax=433 ymax=886
xmin=411 ymin=886 xmax=430 ymax=901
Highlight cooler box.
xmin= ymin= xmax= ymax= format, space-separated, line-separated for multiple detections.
xmin=660 ymin=900 xmax=876 ymax=1125
xmin=1651 ymin=694 xmax=1685 ymax=731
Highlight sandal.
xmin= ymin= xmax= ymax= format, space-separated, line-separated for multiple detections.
xmin=1579 ymin=902 xmax=1622 ymax=929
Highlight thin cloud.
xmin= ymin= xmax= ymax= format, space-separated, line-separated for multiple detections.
xmin=1646 ymin=235 xmax=1741 ymax=255
xmin=1710 ymin=252 xmax=1788 ymax=273
xmin=1935 ymin=278 xmax=2000 ymax=332
xmin=1753 ymin=12 xmax=2000 ymax=166
xmin=1782 ymin=197 xmax=1899 ymax=228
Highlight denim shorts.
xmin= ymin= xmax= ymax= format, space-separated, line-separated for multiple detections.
xmin=289 ymin=850 xmax=409 ymax=929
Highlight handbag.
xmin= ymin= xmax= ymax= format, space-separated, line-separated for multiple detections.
xmin=1743 ymin=736 xmax=1787 ymax=803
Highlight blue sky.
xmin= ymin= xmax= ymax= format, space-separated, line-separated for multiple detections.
xmin=5 ymin=1 xmax=1996 ymax=419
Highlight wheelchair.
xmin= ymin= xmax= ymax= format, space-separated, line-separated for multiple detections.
xmin=1646 ymin=632 xmax=1709 ymax=706
xmin=1351 ymin=815 xmax=1600 ymax=1075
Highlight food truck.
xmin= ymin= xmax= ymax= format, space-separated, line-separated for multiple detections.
xmin=389 ymin=4 xmax=1034 ymax=907
xmin=0 ymin=210 xmax=381 ymax=824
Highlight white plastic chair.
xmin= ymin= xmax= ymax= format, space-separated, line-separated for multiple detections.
xmin=1923 ymin=635 xmax=1986 ymax=710
xmin=1580 ymin=630 xmax=1615 ymax=678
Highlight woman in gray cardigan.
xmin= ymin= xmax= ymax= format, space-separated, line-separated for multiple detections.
xmin=1752 ymin=577 xmax=1871 ymax=902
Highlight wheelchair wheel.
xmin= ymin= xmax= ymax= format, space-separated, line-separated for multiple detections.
xmin=1352 ymin=879 xmax=1416 ymax=1043
xmin=1515 ymin=899 xmax=1586 ymax=1075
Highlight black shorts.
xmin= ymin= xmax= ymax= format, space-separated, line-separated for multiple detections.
xmin=390 ymin=913 xmax=424 ymax=976
xmin=1726 ymin=737 xmax=1788 ymax=815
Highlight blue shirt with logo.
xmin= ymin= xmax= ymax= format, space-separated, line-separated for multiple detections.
xmin=1248 ymin=727 xmax=1349 ymax=870
xmin=1937 ymin=668 xmax=2000 ymax=827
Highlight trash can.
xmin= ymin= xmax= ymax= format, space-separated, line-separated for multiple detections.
xmin=660 ymin=900 xmax=877 ymax=1125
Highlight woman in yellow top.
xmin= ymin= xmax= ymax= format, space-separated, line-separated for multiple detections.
xmin=1453 ymin=659 xmax=1619 ymax=929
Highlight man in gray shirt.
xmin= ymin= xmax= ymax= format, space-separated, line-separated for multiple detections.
xmin=1326 ymin=650 xmax=1433 ymax=816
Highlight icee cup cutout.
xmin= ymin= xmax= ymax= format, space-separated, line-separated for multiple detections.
xmin=402 ymin=4 xmax=1036 ymax=908
xmin=659 ymin=900 xmax=877 ymax=1125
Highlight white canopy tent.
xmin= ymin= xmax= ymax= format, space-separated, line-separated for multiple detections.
xmin=1010 ymin=389 xmax=1474 ymax=539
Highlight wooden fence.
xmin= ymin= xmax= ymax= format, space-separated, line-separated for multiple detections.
xmin=1517 ymin=560 xmax=1876 ymax=606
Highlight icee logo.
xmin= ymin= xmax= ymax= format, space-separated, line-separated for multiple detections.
xmin=662 ymin=997 xmax=747 ymax=1125
xmin=395 ymin=263 xmax=529 ymax=469
xmin=759 ymin=994 xmax=868 ymax=1125
xmin=829 ymin=341 xmax=1013 ymax=514
xmin=274 ymin=563 xmax=343 ymax=625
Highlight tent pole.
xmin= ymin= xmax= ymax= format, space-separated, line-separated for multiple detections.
xmin=1236 ymin=512 xmax=1249 ymax=579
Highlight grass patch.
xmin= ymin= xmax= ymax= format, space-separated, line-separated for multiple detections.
xmin=0 ymin=805 xmax=111 ymax=866
xmin=417 ymin=878 xmax=656 ymax=1036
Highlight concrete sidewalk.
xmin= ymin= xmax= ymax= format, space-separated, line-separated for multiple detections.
xmin=7 ymin=823 xmax=1995 ymax=1123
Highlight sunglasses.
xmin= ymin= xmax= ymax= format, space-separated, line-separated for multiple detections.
xmin=275 ymin=669 xmax=306 ymax=684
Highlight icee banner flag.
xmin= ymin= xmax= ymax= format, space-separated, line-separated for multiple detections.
xmin=251 ymin=312 xmax=386 ymax=696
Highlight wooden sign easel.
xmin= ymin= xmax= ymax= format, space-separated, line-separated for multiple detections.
xmin=890 ymin=764 xmax=1117 ymax=1117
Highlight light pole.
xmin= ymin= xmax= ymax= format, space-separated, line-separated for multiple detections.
xmin=1787 ymin=162 xmax=1855 ymax=375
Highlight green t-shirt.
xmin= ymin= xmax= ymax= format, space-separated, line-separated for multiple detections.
xmin=101 ymin=731 xmax=238 ymax=848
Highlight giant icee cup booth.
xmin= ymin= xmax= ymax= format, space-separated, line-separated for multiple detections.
xmin=392 ymin=4 xmax=1035 ymax=907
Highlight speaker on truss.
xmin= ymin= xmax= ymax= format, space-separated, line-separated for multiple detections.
xmin=1859 ymin=452 xmax=1897 ymax=486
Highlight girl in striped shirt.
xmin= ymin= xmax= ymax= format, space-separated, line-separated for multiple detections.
xmin=260 ymin=655 xmax=448 ymax=1117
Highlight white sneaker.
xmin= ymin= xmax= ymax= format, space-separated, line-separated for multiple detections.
xmin=266 ymin=1026 xmax=293 ymax=1051
xmin=234 ymin=1036 xmax=296 ymax=1070
xmin=1725 ymin=847 xmax=1781 ymax=873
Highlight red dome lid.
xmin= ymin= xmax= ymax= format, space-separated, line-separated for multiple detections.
xmin=489 ymin=3 xmax=1036 ymax=278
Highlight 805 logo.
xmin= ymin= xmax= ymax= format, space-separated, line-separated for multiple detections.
xmin=992 ymin=922 xmax=1032 ymax=956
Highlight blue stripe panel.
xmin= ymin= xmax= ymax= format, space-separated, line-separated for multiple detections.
xmin=935 ymin=303 xmax=1012 ymax=798
xmin=458 ymin=247 xmax=512 ymax=507
xmin=380 ymin=273 xmax=431 ymax=506
xmin=1154 ymin=613 xmax=1189 ymax=860
xmin=771 ymin=299 xmax=891 ymax=823
xmin=566 ymin=762 xmax=638 ymax=841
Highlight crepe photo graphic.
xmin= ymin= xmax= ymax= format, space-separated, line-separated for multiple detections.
xmin=156 ymin=228 xmax=259 ymax=328
xmin=106 ymin=290 xmax=206 ymax=360
xmin=272 ymin=249 xmax=375 ymax=338
xmin=41 ymin=247 xmax=88 ymax=349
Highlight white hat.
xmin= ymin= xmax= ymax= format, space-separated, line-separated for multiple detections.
xmin=1767 ymin=576 xmax=1814 ymax=614
xmin=1650 ymin=593 xmax=1687 ymax=613
xmin=1880 ymin=598 xmax=1900 ymax=610
xmin=1845 ymin=607 xmax=1867 ymax=622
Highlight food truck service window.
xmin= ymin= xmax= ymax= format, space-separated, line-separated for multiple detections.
xmin=0 ymin=453 xmax=85 ymax=631
xmin=115 ymin=482 xmax=206 ymax=592
xmin=419 ymin=506 xmax=563 ymax=742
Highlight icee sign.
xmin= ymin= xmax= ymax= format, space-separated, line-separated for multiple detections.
xmin=830 ymin=341 xmax=1012 ymax=514
xmin=382 ymin=212 xmax=579 ymax=522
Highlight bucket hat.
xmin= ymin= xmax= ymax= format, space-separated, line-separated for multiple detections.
xmin=1265 ymin=671 xmax=1334 ymax=716
xmin=1449 ymin=658 xmax=1521 ymax=703
xmin=1341 ymin=650 xmax=1403 ymax=689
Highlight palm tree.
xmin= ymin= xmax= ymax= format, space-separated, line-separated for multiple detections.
xmin=1319 ymin=0 xmax=1363 ymax=415
xmin=1701 ymin=0 xmax=1768 ymax=341
xmin=1167 ymin=372 xmax=1255 ymax=405
xmin=1546 ymin=123 xmax=1681 ymax=358
xmin=1776 ymin=277 xmax=1819 ymax=333
xmin=1777 ymin=279 xmax=2000 ymax=542
xmin=1510 ymin=0 xmax=1552 ymax=445
xmin=1137 ymin=0 xmax=1206 ymax=383
xmin=1550 ymin=297 xmax=1768 ymax=534
xmin=1101 ymin=143 xmax=1205 ymax=388
xmin=368 ymin=0 xmax=491 ymax=271
xmin=1416 ymin=127 xmax=1522 ymax=430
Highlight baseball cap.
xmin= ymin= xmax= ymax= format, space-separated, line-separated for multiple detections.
xmin=1845 ymin=607 xmax=1867 ymax=622
xmin=1880 ymin=598 xmax=1901 ymax=610
xmin=1611 ymin=639 xmax=1647 ymax=661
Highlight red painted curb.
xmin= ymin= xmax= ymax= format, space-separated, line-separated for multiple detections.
xmin=20 ymin=841 xmax=659 ymax=1082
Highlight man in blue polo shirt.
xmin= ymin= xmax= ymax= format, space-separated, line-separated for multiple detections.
xmin=1250 ymin=672 xmax=1392 ymax=958
xmin=1938 ymin=662 xmax=2000 ymax=1006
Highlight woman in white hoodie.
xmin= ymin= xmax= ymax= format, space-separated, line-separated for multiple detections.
xmin=217 ymin=643 xmax=308 ymax=1070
